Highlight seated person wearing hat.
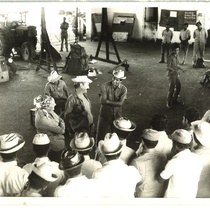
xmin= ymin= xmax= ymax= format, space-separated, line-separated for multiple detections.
xmin=64 ymin=75 xmax=94 ymax=140
xmin=96 ymin=69 xmax=127 ymax=144
xmin=34 ymin=95 xmax=66 ymax=163
xmin=159 ymin=129 xmax=203 ymax=198
xmin=44 ymin=70 xmax=69 ymax=116
xmin=191 ymin=120 xmax=210 ymax=198
xmin=23 ymin=134 xmax=66 ymax=197
xmin=130 ymin=129 xmax=168 ymax=198
xmin=21 ymin=162 xmax=58 ymax=197
xmin=0 ymin=133 xmax=28 ymax=196
xmin=54 ymin=149 xmax=101 ymax=197
xmin=95 ymin=117 xmax=137 ymax=165
xmin=70 ymin=132 xmax=102 ymax=179
xmin=92 ymin=133 xmax=141 ymax=198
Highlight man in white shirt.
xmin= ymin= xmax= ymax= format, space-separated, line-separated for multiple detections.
xmin=92 ymin=133 xmax=141 ymax=198
xmin=0 ymin=133 xmax=28 ymax=196
xmin=179 ymin=22 xmax=191 ymax=65
xmin=159 ymin=23 xmax=173 ymax=63
xmin=159 ymin=129 xmax=203 ymax=198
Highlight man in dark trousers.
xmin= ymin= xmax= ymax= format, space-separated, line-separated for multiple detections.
xmin=60 ymin=17 xmax=69 ymax=52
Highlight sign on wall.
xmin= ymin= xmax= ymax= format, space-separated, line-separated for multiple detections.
xmin=159 ymin=9 xmax=197 ymax=31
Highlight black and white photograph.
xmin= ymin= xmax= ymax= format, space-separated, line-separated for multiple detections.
xmin=0 ymin=0 xmax=210 ymax=208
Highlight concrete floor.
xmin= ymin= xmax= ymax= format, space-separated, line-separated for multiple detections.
xmin=1 ymin=39 xmax=210 ymax=172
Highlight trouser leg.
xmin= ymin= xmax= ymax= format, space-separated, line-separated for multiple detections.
xmin=60 ymin=37 xmax=64 ymax=51
xmin=167 ymin=74 xmax=176 ymax=105
xmin=173 ymin=77 xmax=181 ymax=102
xmin=160 ymin=43 xmax=166 ymax=62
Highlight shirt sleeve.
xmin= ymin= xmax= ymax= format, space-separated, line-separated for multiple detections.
xmin=160 ymin=159 xmax=174 ymax=180
xmin=44 ymin=83 xmax=51 ymax=96
xmin=64 ymin=96 xmax=74 ymax=118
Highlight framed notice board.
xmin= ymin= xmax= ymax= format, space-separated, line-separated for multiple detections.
xmin=159 ymin=9 xmax=197 ymax=31
xmin=112 ymin=13 xmax=135 ymax=42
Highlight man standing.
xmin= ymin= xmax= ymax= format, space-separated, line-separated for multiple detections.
xmin=60 ymin=17 xmax=69 ymax=52
xmin=64 ymin=76 xmax=94 ymax=140
xmin=192 ymin=21 xmax=208 ymax=67
xmin=96 ymin=69 xmax=127 ymax=143
xmin=166 ymin=43 xmax=185 ymax=109
xmin=159 ymin=129 xmax=203 ymax=198
xmin=179 ymin=22 xmax=191 ymax=65
xmin=159 ymin=23 xmax=173 ymax=63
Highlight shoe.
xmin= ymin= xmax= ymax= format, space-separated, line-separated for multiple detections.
xmin=200 ymin=81 xmax=204 ymax=86
xmin=159 ymin=60 xmax=165 ymax=63
xmin=172 ymin=101 xmax=184 ymax=105
xmin=166 ymin=103 xmax=172 ymax=109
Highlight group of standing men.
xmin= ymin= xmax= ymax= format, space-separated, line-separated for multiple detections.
xmin=159 ymin=21 xmax=208 ymax=109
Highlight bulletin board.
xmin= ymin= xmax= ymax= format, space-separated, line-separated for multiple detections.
xmin=159 ymin=9 xmax=197 ymax=31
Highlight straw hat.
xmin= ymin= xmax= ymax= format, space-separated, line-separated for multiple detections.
xmin=72 ymin=75 xmax=92 ymax=83
xmin=47 ymin=70 xmax=62 ymax=83
xmin=59 ymin=149 xmax=85 ymax=171
xmin=113 ymin=69 xmax=126 ymax=80
xmin=191 ymin=120 xmax=210 ymax=147
xmin=32 ymin=133 xmax=50 ymax=145
xmin=171 ymin=129 xmax=191 ymax=144
xmin=70 ymin=132 xmax=94 ymax=151
xmin=113 ymin=117 xmax=136 ymax=132
xmin=32 ymin=162 xmax=58 ymax=182
xmin=98 ymin=133 xmax=123 ymax=156
xmin=0 ymin=133 xmax=25 ymax=154
xmin=141 ymin=129 xmax=159 ymax=141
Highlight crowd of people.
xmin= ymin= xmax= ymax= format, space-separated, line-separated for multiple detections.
xmin=1 ymin=62 xmax=210 ymax=198
xmin=0 ymin=20 xmax=210 ymax=199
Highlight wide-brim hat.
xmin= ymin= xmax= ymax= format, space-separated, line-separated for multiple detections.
xmin=191 ymin=120 xmax=210 ymax=147
xmin=32 ymin=162 xmax=58 ymax=182
xmin=59 ymin=149 xmax=85 ymax=171
xmin=113 ymin=117 xmax=136 ymax=132
xmin=171 ymin=129 xmax=191 ymax=144
xmin=141 ymin=129 xmax=159 ymax=141
xmin=0 ymin=133 xmax=25 ymax=154
xmin=72 ymin=75 xmax=92 ymax=83
xmin=70 ymin=132 xmax=94 ymax=151
xmin=113 ymin=69 xmax=126 ymax=80
xmin=99 ymin=133 xmax=123 ymax=156
xmin=47 ymin=70 xmax=62 ymax=83
xmin=201 ymin=110 xmax=210 ymax=123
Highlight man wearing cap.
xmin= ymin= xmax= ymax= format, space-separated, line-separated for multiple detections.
xmin=92 ymin=133 xmax=141 ymax=198
xmin=130 ymin=129 xmax=168 ymax=198
xmin=159 ymin=129 xmax=203 ymax=198
xmin=193 ymin=21 xmax=208 ymax=67
xmin=21 ymin=162 xmax=58 ymax=197
xmin=44 ymin=70 xmax=69 ymax=115
xmin=166 ymin=43 xmax=186 ymax=109
xmin=23 ymin=133 xmax=65 ymax=197
xmin=159 ymin=23 xmax=173 ymax=63
xmin=54 ymin=149 xmax=101 ymax=197
xmin=179 ymin=23 xmax=191 ymax=65
xmin=191 ymin=120 xmax=210 ymax=197
xmin=64 ymin=75 xmax=94 ymax=141
xmin=70 ymin=132 xmax=102 ymax=179
xmin=96 ymin=69 xmax=127 ymax=144
xmin=0 ymin=133 xmax=29 ymax=196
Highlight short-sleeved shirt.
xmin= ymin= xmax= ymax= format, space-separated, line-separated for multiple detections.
xmin=0 ymin=161 xmax=28 ymax=196
xmin=162 ymin=29 xmax=173 ymax=43
xmin=167 ymin=53 xmax=180 ymax=77
xmin=130 ymin=149 xmax=167 ymax=198
xmin=60 ymin=22 xmax=69 ymax=35
xmin=44 ymin=80 xmax=69 ymax=100
xmin=99 ymin=81 xmax=127 ymax=121
xmin=160 ymin=149 xmax=203 ymax=198
xmin=179 ymin=29 xmax=191 ymax=42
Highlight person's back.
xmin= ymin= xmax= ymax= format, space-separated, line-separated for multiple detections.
xmin=0 ymin=133 xmax=28 ymax=196
xmin=130 ymin=129 xmax=168 ymax=197
xmin=160 ymin=129 xmax=203 ymax=198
